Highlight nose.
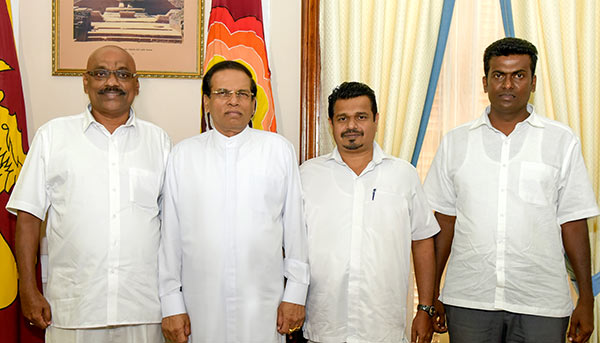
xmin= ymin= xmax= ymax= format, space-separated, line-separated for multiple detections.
xmin=502 ymin=76 xmax=514 ymax=89
xmin=347 ymin=116 xmax=358 ymax=129
xmin=227 ymin=93 xmax=240 ymax=106
xmin=105 ymin=71 xmax=119 ymax=85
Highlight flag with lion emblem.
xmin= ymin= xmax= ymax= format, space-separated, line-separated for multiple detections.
xmin=0 ymin=0 xmax=43 ymax=342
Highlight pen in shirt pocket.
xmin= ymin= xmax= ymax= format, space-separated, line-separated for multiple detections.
xmin=372 ymin=188 xmax=376 ymax=201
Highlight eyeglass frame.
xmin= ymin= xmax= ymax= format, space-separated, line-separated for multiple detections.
xmin=210 ymin=88 xmax=256 ymax=101
xmin=85 ymin=69 xmax=138 ymax=81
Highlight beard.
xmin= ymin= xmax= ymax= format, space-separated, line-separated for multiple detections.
xmin=341 ymin=129 xmax=364 ymax=150
xmin=342 ymin=140 xmax=364 ymax=150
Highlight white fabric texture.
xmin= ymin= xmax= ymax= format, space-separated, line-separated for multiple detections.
xmin=45 ymin=324 xmax=163 ymax=343
xmin=301 ymin=143 xmax=439 ymax=343
xmin=158 ymin=127 xmax=309 ymax=343
xmin=424 ymin=104 xmax=600 ymax=317
xmin=7 ymin=106 xmax=171 ymax=328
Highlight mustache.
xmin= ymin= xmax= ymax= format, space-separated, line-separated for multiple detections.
xmin=98 ymin=86 xmax=126 ymax=95
xmin=341 ymin=129 xmax=363 ymax=137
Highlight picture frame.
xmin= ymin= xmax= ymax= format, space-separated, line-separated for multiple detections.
xmin=52 ymin=0 xmax=204 ymax=78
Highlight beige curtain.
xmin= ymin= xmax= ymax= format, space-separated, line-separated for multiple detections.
xmin=319 ymin=0 xmax=445 ymax=160
xmin=415 ymin=0 xmax=504 ymax=180
xmin=511 ymin=1 xmax=600 ymax=342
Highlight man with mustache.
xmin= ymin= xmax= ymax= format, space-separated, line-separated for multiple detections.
xmin=158 ymin=60 xmax=308 ymax=343
xmin=8 ymin=45 xmax=171 ymax=343
xmin=424 ymin=37 xmax=599 ymax=343
xmin=300 ymin=82 xmax=439 ymax=343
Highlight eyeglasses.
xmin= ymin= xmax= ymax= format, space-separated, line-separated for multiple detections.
xmin=86 ymin=69 xmax=137 ymax=81
xmin=211 ymin=88 xmax=254 ymax=101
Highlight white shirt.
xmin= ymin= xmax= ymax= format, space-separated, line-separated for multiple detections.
xmin=424 ymin=105 xmax=600 ymax=317
xmin=301 ymin=143 xmax=440 ymax=343
xmin=159 ymin=127 xmax=309 ymax=343
xmin=7 ymin=106 xmax=171 ymax=328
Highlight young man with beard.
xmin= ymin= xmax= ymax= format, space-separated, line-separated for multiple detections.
xmin=301 ymin=82 xmax=439 ymax=343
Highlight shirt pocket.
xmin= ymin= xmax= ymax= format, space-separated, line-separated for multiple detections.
xmin=129 ymin=168 xmax=160 ymax=209
xmin=518 ymin=161 xmax=558 ymax=206
xmin=367 ymin=188 xmax=409 ymax=232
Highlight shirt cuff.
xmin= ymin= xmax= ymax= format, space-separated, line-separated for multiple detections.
xmin=282 ymin=280 xmax=308 ymax=306
xmin=160 ymin=292 xmax=187 ymax=318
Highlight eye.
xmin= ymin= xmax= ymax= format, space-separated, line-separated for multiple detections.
xmin=94 ymin=69 xmax=109 ymax=78
xmin=213 ymin=89 xmax=232 ymax=98
xmin=336 ymin=116 xmax=346 ymax=122
xmin=358 ymin=114 xmax=368 ymax=120
xmin=236 ymin=90 xmax=252 ymax=99
xmin=115 ymin=70 xmax=134 ymax=79
xmin=515 ymin=72 xmax=524 ymax=79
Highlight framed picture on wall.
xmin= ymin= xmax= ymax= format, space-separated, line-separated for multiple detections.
xmin=52 ymin=0 xmax=204 ymax=78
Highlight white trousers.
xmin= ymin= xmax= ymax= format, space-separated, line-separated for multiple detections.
xmin=46 ymin=324 xmax=163 ymax=343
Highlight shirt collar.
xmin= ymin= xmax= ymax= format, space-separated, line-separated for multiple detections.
xmin=469 ymin=103 xmax=544 ymax=130
xmin=327 ymin=141 xmax=391 ymax=168
xmin=83 ymin=104 xmax=136 ymax=131
xmin=211 ymin=125 xmax=251 ymax=147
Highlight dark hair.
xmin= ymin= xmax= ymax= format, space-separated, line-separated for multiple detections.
xmin=328 ymin=82 xmax=378 ymax=120
xmin=483 ymin=37 xmax=538 ymax=78
xmin=202 ymin=60 xmax=257 ymax=97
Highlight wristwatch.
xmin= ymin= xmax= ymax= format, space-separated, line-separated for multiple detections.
xmin=417 ymin=304 xmax=436 ymax=317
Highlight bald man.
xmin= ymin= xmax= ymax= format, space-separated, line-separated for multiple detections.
xmin=8 ymin=45 xmax=171 ymax=343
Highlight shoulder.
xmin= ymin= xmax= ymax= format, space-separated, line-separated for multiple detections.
xmin=442 ymin=120 xmax=474 ymax=142
xmin=300 ymin=154 xmax=330 ymax=174
xmin=171 ymin=132 xmax=206 ymax=155
xmin=380 ymin=155 xmax=420 ymax=180
xmin=34 ymin=113 xmax=85 ymax=139
xmin=249 ymin=128 xmax=294 ymax=149
xmin=536 ymin=115 xmax=579 ymax=140
xmin=135 ymin=117 xmax=170 ymax=137
xmin=40 ymin=113 xmax=84 ymax=129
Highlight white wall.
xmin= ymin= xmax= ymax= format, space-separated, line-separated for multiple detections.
xmin=17 ymin=0 xmax=301 ymax=151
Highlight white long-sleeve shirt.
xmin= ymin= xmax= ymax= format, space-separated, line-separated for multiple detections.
xmin=7 ymin=107 xmax=171 ymax=328
xmin=159 ymin=127 xmax=309 ymax=343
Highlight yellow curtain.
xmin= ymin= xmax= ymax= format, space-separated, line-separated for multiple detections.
xmin=319 ymin=0 xmax=444 ymax=160
xmin=512 ymin=2 xmax=600 ymax=342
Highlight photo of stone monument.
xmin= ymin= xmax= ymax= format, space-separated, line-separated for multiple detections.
xmin=73 ymin=0 xmax=184 ymax=43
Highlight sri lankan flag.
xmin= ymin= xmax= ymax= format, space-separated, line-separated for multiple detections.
xmin=0 ymin=1 xmax=43 ymax=341
xmin=202 ymin=0 xmax=277 ymax=132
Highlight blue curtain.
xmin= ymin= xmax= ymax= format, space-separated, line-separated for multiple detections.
xmin=499 ymin=0 xmax=515 ymax=37
xmin=410 ymin=0 xmax=456 ymax=166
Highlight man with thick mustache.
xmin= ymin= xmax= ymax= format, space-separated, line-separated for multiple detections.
xmin=424 ymin=37 xmax=599 ymax=343
xmin=300 ymin=82 xmax=439 ymax=343
xmin=8 ymin=45 xmax=171 ymax=342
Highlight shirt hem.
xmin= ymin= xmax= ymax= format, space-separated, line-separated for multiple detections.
xmin=441 ymin=297 xmax=573 ymax=318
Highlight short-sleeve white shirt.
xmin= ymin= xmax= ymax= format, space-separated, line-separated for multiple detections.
xmin=301 ymin=143 xmax=440 ymax=342
xmin=424 ymin=105 xmax=599 ymax=317
xmin=7 ymin=106 xmax=171 ymax=328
